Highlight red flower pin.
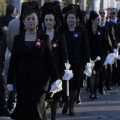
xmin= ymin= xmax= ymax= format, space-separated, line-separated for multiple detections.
xmin=35 ymin=37 xmax=44 ymax=48
xmin=51 ymin=40 xmax=59 ymax=47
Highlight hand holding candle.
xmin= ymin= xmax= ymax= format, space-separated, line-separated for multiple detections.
xmin=62 ymin=60 xmax=73 ymax=96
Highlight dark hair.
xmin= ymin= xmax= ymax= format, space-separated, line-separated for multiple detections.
xmin=63 ymin=10 xmax=78 ymax=30
xmin=87 ymin=10 xmax=99 ymax=28
xmin=41 ymin=2 xmax=63 ymax=31
xmin=6 ymin=5 xmax=15 ymax=15
xmin=117 ymin=9 xmax=120 ymax=18
xmin=23 ymin=9 xmax=39 ymax=20
xmin=44 ymin=12 xmax=56 ymax=21
xmin=62 ymin=7 xmax=68 ymax=14
xmin=65 ymin=10 xmax=78 ymax=20
xmin=110 ymin=8 xmax=117 ymax=12
xmin=19 ymin=1 xmax=41 ymax=33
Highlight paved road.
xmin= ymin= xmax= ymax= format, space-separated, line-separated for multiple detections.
xmin=1 ymin=85 xmax=120 ymax=120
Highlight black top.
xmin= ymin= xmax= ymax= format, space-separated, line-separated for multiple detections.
xmin=0 ymin=14 xmax=14 ymax=27
xmin=7 ymin=30 xmax=58 ymax=84
xmin=87 ymin=26 xmax=107 ymax=70
xmin=25 ymin=41 xmax=36 ymax=54
xmin=64 ymin=26 xmax=90 ymax=67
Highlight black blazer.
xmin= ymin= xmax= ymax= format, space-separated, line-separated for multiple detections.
xmin=87 ymin=26 xmax=107 ymax=70
xmin=109 ymin=19 xmax=120 ymax=44
xmin=50 ymin=30 xmax=68 ymax=72
xmin=104 ymin=21 xmax=116 ymax=52
xmin=7 ymin=30 xmax=58 ymax=84
xmin=64 ymin=26 xmax=90 ymax=66
xmin=105 ymin=21 xmax=116 ymax=48
xmin=0 ymin=15 xmax=14 ymax=27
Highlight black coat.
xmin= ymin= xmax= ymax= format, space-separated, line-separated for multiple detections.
xmin=0 ymin=15 xmax=14 ymax=27
xmin=108 ymin=19 xmax=120 ymax=44
xmin=45 ymin=30 xmax=68 ymax=100
xmin=7 ymin=30 xmax=58 ymax=84
xmin=50 ymin=30 xmax=68 ymax=73
xmin=64 ymin=26 xmax=90 ymax=90
xmin=64 ymin=26 xmax=90 ymax=66
xmin=87 ymin=26 xmax=107 ymax=70
xmin=104 ymin=21 xmax=116 ymax=52
xmin=0 ymin=23 xmax=6 ymax=62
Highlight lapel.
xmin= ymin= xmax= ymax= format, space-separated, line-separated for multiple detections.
xmin=19 ymin=31 xmax=25 ymax=53
xmin=51 ymin=30 xmax=59 ymax=47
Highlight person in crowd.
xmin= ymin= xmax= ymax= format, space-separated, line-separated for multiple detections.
xmin=44 ymin=12 xmax=68 ymax=120
xmin=0 ymin=5 xmax=16 ymax=73
xmin=62 ymin=10 xmax=89 ymax=116
xmin=5 ymin=1 xmax=41 ymax=112
xmin=98 ymin=8 xmax=115 ymax=93
xmin=4 ymin=15 xmax=20 ymax=111
xmin=6 ymin=18 xmax=20 ymax=53
xmin=41 ymin=2 xmax=64 ymax=32
xmin=109 ymin=8 xmax=120 ymax=86
xmin=106 ymin=8 xmax=111 ymax=21
xmin=117 ymin=9 xmax=120 ymax=19
xmin=0 ymin=23 xmax=10 ymax=116
xmin=0 ymin=5 xmax=16 ymax=87
xmin=87 ymin=11 xmax=107 ymax=100
xmin=7 ymin=9 xmax=59 ymax=120
xmin=0 ymin=5 xmax=16 ymax=29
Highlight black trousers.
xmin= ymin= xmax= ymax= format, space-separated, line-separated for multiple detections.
xmin=112 ymin=61 xmax=120 ymax=85
xmin=0 ymin=61 xmax=7 ymax=110
xmin=105 ymin=64 xmax=112 ymax=87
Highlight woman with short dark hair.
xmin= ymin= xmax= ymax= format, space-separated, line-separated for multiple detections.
xmin=62 ymin=10 xmax=90 ymax=116
xmin=7 ymin=9 xmax=59 ymax=120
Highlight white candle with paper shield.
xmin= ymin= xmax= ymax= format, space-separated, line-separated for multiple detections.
xmin=62 ymin=60 xmax=73 ymax=96
xmin=50 ymin=79 xmax=62 ymax=98
xmin=84 ymin=56 xmax=101 ymax=77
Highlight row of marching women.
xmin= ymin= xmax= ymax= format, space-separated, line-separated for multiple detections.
xmin=0 ymin=1 xmax=120 ymax=120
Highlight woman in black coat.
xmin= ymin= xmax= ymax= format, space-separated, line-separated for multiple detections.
xmin=87 ymin=12 xmax=107 ymax=99
xmin=7 ymin=9 xmax=58 ymax=120
xmin=62 ymin=11 xmax=90 ymax=116
xmin=44 ymin=12 xmax=68 ymax=120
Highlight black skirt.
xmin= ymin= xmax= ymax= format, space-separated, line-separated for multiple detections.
xmin=69 ymin=63 xmax=83 ymax=90
xmin=11 ymin=82 xmax=49 ymax=120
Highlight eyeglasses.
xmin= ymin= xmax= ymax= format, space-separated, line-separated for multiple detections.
xmin=111 ymin=12 xmax=116 ymax=15
xmin=99 ymin=12 xmax=105 ymax=15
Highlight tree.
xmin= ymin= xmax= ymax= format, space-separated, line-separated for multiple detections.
xmin=0 ymin=0 xmax=7 ymax=16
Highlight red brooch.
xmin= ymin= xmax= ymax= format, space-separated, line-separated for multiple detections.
xmin=35 ymin=37 xmax=44 ymax=48
xmin=51 ymin=40 xmax=59 ymax=47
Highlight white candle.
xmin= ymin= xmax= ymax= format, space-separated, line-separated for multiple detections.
xmin=50 ymin=92 xmax=54 ymax=98
xmin=67 ymin=80 xmax=69 ymax=96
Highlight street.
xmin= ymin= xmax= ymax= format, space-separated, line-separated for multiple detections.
xmin=0 ymin=85 xmax=120 ymax=120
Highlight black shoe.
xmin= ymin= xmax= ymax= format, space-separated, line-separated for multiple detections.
xmin=0 ymin=108 xmax=11 ymax=116
xmin=69 ymin=109 xmax=75 ymax=116
xmin=46 ymin=102 xmax=51 ymax=109
xmin=106 ymin=86 xmax=112 ymax=90
xmin=99 ymin=88 xmax=105 ymax=95
xmin=89 ymin=95 xmax=94 ymax=100
xmin=76 ymin=100 xmax=81 ymax=105
xmin=59 ymin=101 xmax=63 ymax=107
xmin=62 ymin=103 xmax=69 ymax=114
xmin=94 ymin=95 xmax=100 ymax=99
xmin=86 ymin=87 xmax=90 ymax=91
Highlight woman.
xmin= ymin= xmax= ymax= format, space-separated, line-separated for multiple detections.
xmin=7 ymin=9 xmax=58 ymax=120
xmin=44 ymin=12 xmax=68 ymax=120
xmin=87 ymin=12 xmax=107 ymax=100
xmin=62 ymin=11 xmax=89 ymax=116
